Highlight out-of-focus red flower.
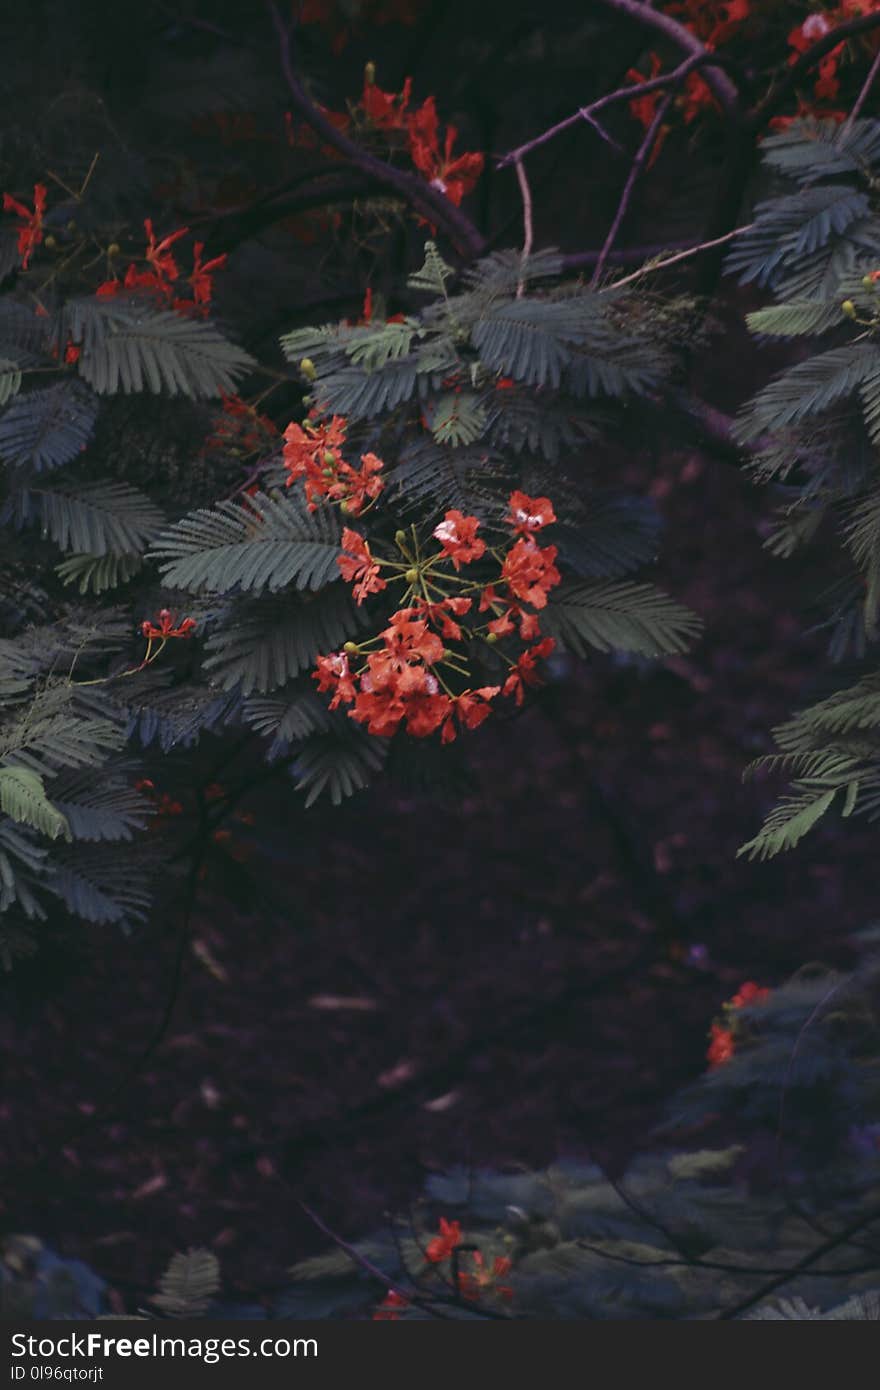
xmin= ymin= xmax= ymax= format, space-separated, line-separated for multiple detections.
xmin=728 ymin=981 xmax=771 ymax=1009
xmin=2 ymin=183 xmax=47 ymax=269
xmin=457 ymin=1251 xmax=514 ymax=1300
xmin=425 ymin=1218 xmax=462 ymax=1263
xmin=707 ymin=1021 xmax=736 ymax=1069
xmin=373 ymin=1289 xmax=409 ymax=1321
xmin=363 ymin=74 xmax=413 ymax=130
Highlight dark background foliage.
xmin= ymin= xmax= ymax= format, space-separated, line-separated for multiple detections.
xmin=2 ymin=0 xmax=878 ymax=1312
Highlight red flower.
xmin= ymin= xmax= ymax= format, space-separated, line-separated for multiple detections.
xmin=440 ymin=686 xmax=500 ymax=743
xmin=189 ymin=241 xmax=227 ymax=311
xmin=373 ymin=1289 xmax=409 ymax=1321
xmin=432 ymin=509 xmax=486 ymax=569
xmin=409 ymin=595 xmax=472 ymax=640
xmin=728 ymin=981 xmax=771 ymax=1010
xmin=505 ymin=490 xmax=556 ymax=536
xmin=144 ymin=219 xmax=189 ymax=284
xmin=626 ymin=53 xmax=664 ymax=132
xmin=407 ymin=97 xmax=483 ymax=205
xmin=457 ymin=1251 xmax=514 ymax=1301
xmin=502 ymin=637 xmax=555 ymax=706
xmin=425 ymin=1218 xmax=462 ymax=1263
xmin=363 ymin=74 xmax=413 ymax=130
xmin=313 ymin=651 xmax=358 ymax=709
xmin=381 ymin=611 xmax=445 ymax=666
xmin=337 ymin=527 xmax=387 ymax=603
xmin=707 ymin=1022 xmax=735 ymax=1069
xmin=501 ymin=537 xmax=561 ymax=609
xmin=3 ymin=183 xmax=47 ymax=269
xmin=327 ymin=451 xmax=385 ymax=515
xmin=140 ymin=609 xmax=197 ymax=640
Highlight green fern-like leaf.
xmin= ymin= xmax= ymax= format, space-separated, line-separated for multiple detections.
xmin=427 ymin=391 xmax=488 ymax=446
xmin=28 ymin=481 xmax=164 ymax=556
xmin=202 ymin=585 xmax=362 ymax=694
xmin=0 ymin=358 xmax=22 ymax=406
xmin=543 ymin=581 xmax=702 ymax=657
xmin=407 ymin=241 xmax=456 ymax=297
xmin=0 ymin=767 xmax=70 ymax=841
xmin=64 ymin=299 xmax=255 ymax=398
xmin=55 ymin=551 xmax=144 ymax=594
xmin=0 ymin=382 xmax=98 ymax=472
xmin=153 ymin=1249 xmax=220 ymax=1317
xmin=151 ymin=489 xmax=342 ymax=594
xmin=293 ymin=725 xmax=387 ymax=807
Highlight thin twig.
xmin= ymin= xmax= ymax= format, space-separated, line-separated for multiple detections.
xmin=842 ymin=42 xmax=880 ymax=137
xmin=594 ymin=0 xmax=739 ymax=119
xmin=603 ymin=223 xmax=752 ymax=290
xmin=591 ymin=93 xmax=673 ymax=288
xmin=497 ymin=51 xmax=735 ymax=169
xmin=717 ymin=1203 xmax=880 ymax=1319
xmin=514 ymin=158 xmax=532 ymax=298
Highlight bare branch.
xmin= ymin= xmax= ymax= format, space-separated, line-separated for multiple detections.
xmin=591 ymin=93 xmax=673 ymax=287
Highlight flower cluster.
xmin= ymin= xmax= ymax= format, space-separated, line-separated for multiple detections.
xmin=282 ymin=414 xmax=385 ymax=515
xmin=140 ymin=609 xmax=197 ymax=641
xmin=706 ymin=979 xmax=771 ymax=1069
xmin=97 ymin=221 xmax=226 ymax=316
xmin=628 ymin=2 xmax=751 ymax=141
xmin=361 ymin=69 xmax=483 ymax=206
xmin=313 ymin=489 xmax=560 ymax=741
xmin=2 ymin=183 xmax=47 ymax=269
xmin=775 ymin=2 xmax=880 ymax=125
xmin=203 ymin=392 xmax=279 ymax=459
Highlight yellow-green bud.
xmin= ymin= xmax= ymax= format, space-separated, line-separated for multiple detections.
xmin=343 ymin=641 xmax=359 ymax=654
xmin=404 ymin=567 xmax=419 ymax=584
xmin=394 ymin=529 xmax=408 ymax=547
xmin=863 ymin=275 xmax=875 ymax=290
xmin=364 ymin=60 xmax=376 ymax=86
xmin=66 ymin=219 xmax=77 ymax=233
xmin=300 ymin=357 xmax=317 ymax=382
xmin=485 ymin=632 xmax=498 ymax=644
xmin=322 ymin=466 xmax=335 ymax=477
xmin=340 ymin=500 xmax=352 ymax=515
xmin=107 ymin=242 xmax=120 ymax=258
xmin=842 ymin=299 xmax=857 ymax=319
xmin=322 ymin=451 xmax=336 ymax=466
xmin=44 ymin=234 xmax=57 ymax=250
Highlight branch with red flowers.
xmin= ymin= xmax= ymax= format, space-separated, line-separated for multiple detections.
xmin=267 ymin=1 xmax=486 ymax=260
xmin=747 ymin=9 xmax=880 ymax=132
xmin=595 ymin=0 xmax=740 ymax=119
xmin=496 ymin=49 xmax=740 ymax=171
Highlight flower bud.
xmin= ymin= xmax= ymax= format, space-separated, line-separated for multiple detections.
xmin=322 ymin=450 xmax=336 ymax=466
xmin=44 ymin=234 xmax=57 ymax=250
xmin=863 ymin=275 xmax=875 ymax=290
xmin=340 ymin=500 xmax=352 ymax=514
xmin=485 ymin=632 xmax=498 ymax=644
xmin=343 ymin=641 xmax=359 ymax=654
xmin=394 ymin=529 xmax=408 ymax=548
xmin=842 ymin=299 xmax=857 ymax=318
xmin=364 ymin=61 xmax=376 ymax=86
xmin=404 ymin=567 xmax=419 ymax=583
xmin=107 ymin=242 xmax=120 ymax=257
xmin=300 ymin=357 xmax=317 ymax=381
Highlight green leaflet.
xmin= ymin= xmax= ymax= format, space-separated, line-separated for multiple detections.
xmin=0 ymin=766 xmax=70 ymax=841
xmin=151 ymin=488 xmax=342 ymax=594
xmin=542 ymin=580 xmax=702 ymax=658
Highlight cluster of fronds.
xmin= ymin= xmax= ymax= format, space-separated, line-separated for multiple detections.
xmin=731 ymin=117 xmax=880 ymax=858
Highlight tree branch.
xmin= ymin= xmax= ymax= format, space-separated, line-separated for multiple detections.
xmin=591 ymin=92 xmax=673 ymax=287
xmin=594 ymin=0 xmax=740 ymax=119
xmin=748 ymin=11 xmax=880 ymax=131
xmin=267 ymin=1 xmax=486 ymax=260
